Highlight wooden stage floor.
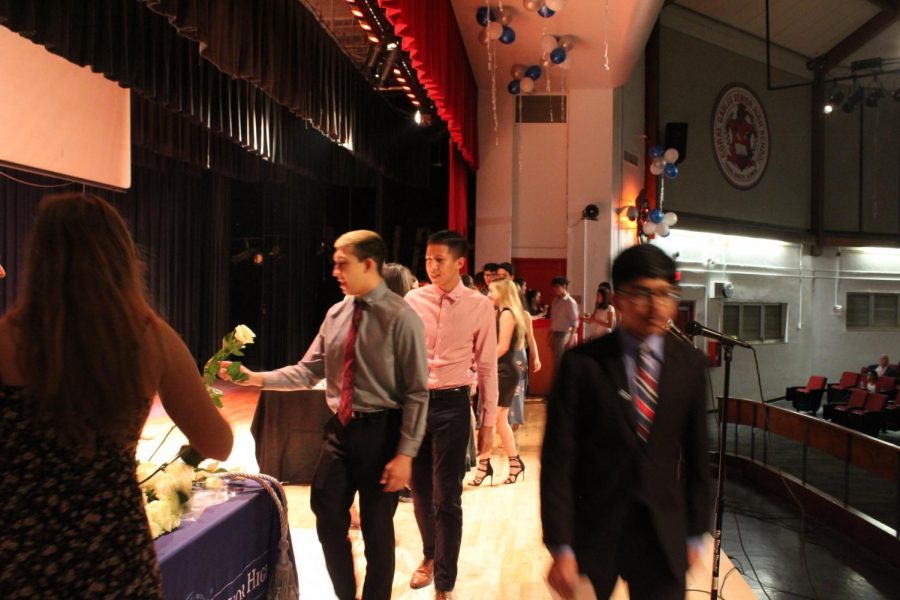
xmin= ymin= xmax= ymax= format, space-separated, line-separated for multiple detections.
xmin=138 ymin=384 xmax=756 ymax=600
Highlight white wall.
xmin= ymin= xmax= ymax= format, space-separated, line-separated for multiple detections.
xmin=474 ymin=89 xmax=515 ymax=268
xmin=655 ymin=230 xmax=900 ymax=400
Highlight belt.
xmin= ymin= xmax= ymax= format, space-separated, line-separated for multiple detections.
xmin=429 ymin=385 xmax=470 ymax=399
xmin=350 ymin=409 xmax=400 ymax=420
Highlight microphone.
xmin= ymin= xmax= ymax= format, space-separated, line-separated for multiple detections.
xmin=665 ymin=319 xmax=695 ymax=346
xmin=684 ymin=320 xmax=752 ymax=349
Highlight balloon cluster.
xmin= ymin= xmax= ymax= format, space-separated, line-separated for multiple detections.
xmin=522 ymin=0 xmax=567 ymax=17
xmin=507 ymin=35 xmax=574 ymax=95
xmin=507 ymin=63 xmax=542 ymax=94
xmin=642 ymin=145 xmax=681 ymax=238
xmin=476 ymin=7 xmax=516 ymax=45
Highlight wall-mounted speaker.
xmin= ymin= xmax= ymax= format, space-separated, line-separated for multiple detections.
xmin=582 ymin=204 xmax=600 ymax=220
xmin=714 ymin=281 xmax=734 ymax=298
xmin=664 ymin=122 xmax=688 ymax=164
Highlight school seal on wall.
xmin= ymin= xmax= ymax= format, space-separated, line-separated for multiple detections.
xmin=711 ymin=84 xmax=770 ymax=190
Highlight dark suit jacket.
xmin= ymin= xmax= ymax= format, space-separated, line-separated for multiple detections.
xmin=540 ymin=330 xmax=711 ymax=581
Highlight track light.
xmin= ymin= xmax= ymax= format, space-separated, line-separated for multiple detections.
xmin=377 ymin=45 xmax=401 ymax=83
xmin=842 ymin=86 xmax=863 ymax=113
xmin=823 ymin=86 xmax=843 ymax=113
xmin=865 ymin=87 xmax=884 ymax=108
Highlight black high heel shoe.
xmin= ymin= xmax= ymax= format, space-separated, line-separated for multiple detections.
xmin=504 ymin=455 xmax=525 ymax=484
xmin=467 ymin=458 xmax=493 ymax=487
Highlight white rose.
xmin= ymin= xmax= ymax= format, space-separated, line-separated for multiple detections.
xmin=147 ymin=514 xmax=162 ymax=539
xmin=136 ymin=463 xmax=159 ymax=489
xmin=168 ymin=460 xmax=195 ymax=496
xmin=233 ymin=324 xmax=256 ymax=345
xmin=151 ymin=472 xmax=177 ymax=499
xmin=204 ymin=476 xmax=224 ymax=490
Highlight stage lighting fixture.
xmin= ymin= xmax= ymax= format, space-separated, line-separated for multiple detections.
xmin=841 ymin=86 xmax=863 ymax=113
xmin=824 ymin=86 xmax=843 ymax=112
xmin=364 ymin=44 xmax=382 ymax=71
xmin=377 ymin=45 xmax=401 ymax=83
xmin=822 ymin=102 xmax=834 ymax=115
xmin=865 ymin=87 xmax=884 ymax=108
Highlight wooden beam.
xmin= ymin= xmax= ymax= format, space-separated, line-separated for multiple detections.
xmin=815 ymin=9 xmax=900 ymax=74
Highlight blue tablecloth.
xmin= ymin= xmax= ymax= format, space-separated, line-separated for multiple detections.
xmin=155 ymin=482 xmax=288 ymax=600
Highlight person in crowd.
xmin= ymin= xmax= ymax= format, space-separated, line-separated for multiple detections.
xmin=383 ymin=261 xmax=419 ymax=297
xmin=405 ymin=230 xmax=498 ymax=600
xmin=473 ymin=271 xmax=488 ymax=295
xmin=509 ymin=292 xmax=541 ymax=432
xmin=514 ymin=276 xmax=527 ymax=293
xmin=482 ymin=262 xmax=499 ymax=285
xmin=525 ymin=288 xmax=546 ymax=317
xmin=549 ymin=276 xmax=580 ymax=368
xmin=542 ymin=244 xmax=710 ymax=600
xmin=496 ymin=262 xmax=514 ymax=280
xmin=469 ymin=277 xmax=528 ymax=488
xmin=865 ymin=354 xmax=898 ymax=378
xmin=864 ymin=368 xmax=878 ymax=392
xmin=583 ymin=281 xmax=617 ymax=339
xmin=222 ymin=230 xmax=428 ymax=600
xmin=0 ymin=192 xmax=234 ymax=597
xmin=460 ymin=273 xmax=475 ymax=290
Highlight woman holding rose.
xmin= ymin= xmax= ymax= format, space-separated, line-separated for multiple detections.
xmin=0 ymin=193 xmax=233 ymax=597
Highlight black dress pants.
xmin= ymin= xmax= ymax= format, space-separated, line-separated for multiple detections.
xmin=587 ymin=503 xmax=684 ymax=600
xmin=411 ymin=387 xmax=471 ymax=592
xmin=310 ymin=411 xmax=401 ymax=600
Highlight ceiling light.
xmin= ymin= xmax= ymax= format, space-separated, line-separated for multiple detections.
xmin=395 ymin=76 xmax=406 ymax=83
xmin=414 ymin=110 xmax=422 ymax=125
xmin=367 ymin=34 xmax=380 ymax=44
xmin=842 ymin=86 xmax=863 ymax=113
xmin=350 ymin=8 xmax=364 ymax=17
xmin=822 ymin=102 xmax=834 ymax=115
xmin=865 ymin=87 xmax=884 ymax=108
xmin=359 ymin=21 xmax=372 ymax=31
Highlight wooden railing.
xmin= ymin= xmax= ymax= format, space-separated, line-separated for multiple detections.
xmin=719 ymin=398 xmax=900 ymax=565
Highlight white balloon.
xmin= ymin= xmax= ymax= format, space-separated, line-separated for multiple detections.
xmin=519 ymin=77 xmax=535 ymax=94
xmin=487 ymin=21 xmax=504 ymax=40
xmin=541 ymin=56 xmax=553 ymax=69
xmin=478 ymin=29 xmax=489 ymax=45
xmin=642 ymin=221 xmax=657 ymax=235
xmin=545 ymin=0 xmax=567 ymax=11
xmin=664 ymin=148 xmax=680 ymax=164
xmin=510 ymin=63 xmax=526 ymax=79
xmin=523 ymin=0 xmax=542 ymax=11
xmin=541 ymin=34 xmax=559 ymax=55
xmin=559 ymin=55 xmax=574 ymax=70
xmin=663 ymin=212 xmax=678 ymax=226
xmin=657 ymin=223 xmax=671 ymax=237
xmin=649 ymin=163 xmax=663 ymax=176
xmin=500 ymin=12 xmax=512 ymax=26
xmin=559 ymin=35 xmax=576 ymax=51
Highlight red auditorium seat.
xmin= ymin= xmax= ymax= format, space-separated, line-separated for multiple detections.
xmin=825 ymin=371 xmax=860 ymax=405
xmin=825 ymin=388 xmax=867 ymax=424
xmin=787 ymin=375 xmax=827 ymax=415
xmin=845 ymin=392 xmax=888 ymax=436
xmin=875 ymin=376 xmax=896 ymax=401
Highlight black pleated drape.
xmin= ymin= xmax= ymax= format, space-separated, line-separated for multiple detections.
xmin=0 ymin=0 xmax=431 ymax=186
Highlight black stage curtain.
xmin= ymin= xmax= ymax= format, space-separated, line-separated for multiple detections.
xmin=0 ymin=0 xmax=430 ymax=186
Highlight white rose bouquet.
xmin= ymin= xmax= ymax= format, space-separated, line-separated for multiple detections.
xmin=202 ymin=324 xmax=256 ymax=407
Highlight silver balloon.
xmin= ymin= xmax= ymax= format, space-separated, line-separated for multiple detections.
xmin=541 ymin=56 xmax=553 ymax=69
xmin=487 ymin=21 xmax=503 ymax=40
xmin=559 ymin=35 xmax=576 ymax=51
xmin=656 ymin=223 xmax=671 ymax=237
xmin=642 ymin=221 xmax=658 ymax=235
xmin=545 ymin=0 xmax=566 ymax=10
xmin=511 ymin=63 xmax=526 ymax=79
xmin=519 ymin=77 xmax=535 ymax=94
xmin=541 ymin=34 xmax=559 ymax=55
xmin=478 ymin=29 xmax=489 ymax=46
xmin=663 ymin=212 xmax=678 ymax=226
xmin=523 ymin=0 xmax=541 ymax=11
xmin=500 ymin=12 xmax=512 ymax=26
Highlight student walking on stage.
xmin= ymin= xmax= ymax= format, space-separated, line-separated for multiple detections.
xmin=222 ymin=230 xmax=429 ymax=600
xmin=468 ymin=277 xmax=527 ymax=487
xmin=405 ymin=230 xmax=499 ymax=600
xmin=541 ymin=244 xmax=710 ymax=600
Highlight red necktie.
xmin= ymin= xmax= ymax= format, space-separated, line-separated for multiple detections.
xmin=634 ymin=344 xmax=658 ymax=442
xmin=338 ymin=300 xmax=364 ymax=426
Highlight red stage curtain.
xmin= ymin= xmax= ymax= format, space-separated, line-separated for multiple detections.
xmin=379 ymin=0 xmax=479 ymax=171
xmin=448 ymin=140 xmax=468 ymax=236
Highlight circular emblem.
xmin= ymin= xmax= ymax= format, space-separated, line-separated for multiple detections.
xmin=711 ymin=84 xmax=770 ymax=190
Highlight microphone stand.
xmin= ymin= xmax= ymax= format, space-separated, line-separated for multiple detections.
xmin=710 ymin=342 xmax=734 ymax=600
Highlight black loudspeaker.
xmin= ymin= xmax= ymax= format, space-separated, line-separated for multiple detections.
xmin=664 ymin=122 xmax=688 ymax=164
xmin=582 ymin=204 xmax=599 ymax=220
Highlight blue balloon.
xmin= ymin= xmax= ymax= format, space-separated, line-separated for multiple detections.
xmin=550 ymin=47 xmax=567 ymax=64
xmin=507 ymin=79 xmax=521 ymax=95
xmin=664 ymin=163 xmax=679 ymax=179
xmin=524 ymin=65 xmax=542 ymax=80
xmin=475 ymin=7 xmax=496 ymax=26
xmin=649 ymin=145 xmax=665 ymax=159
xmin=649 ymin=209 xmax=664 ymax=224
xmin=538 ymin=6 xmax=555 ymax=18
xmin=499 ymin=25 xmax=516 ymax=44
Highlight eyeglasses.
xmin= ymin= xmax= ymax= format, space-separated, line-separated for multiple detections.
xmin=618 ymin=286 xmax=681 ymax=305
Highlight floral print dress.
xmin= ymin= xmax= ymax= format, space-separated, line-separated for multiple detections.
xmin=0 ymin=383 xmax=164 ymax=598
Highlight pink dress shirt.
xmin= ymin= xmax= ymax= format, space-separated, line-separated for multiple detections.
xmin=405 ymin=280 xmax=499 ymax=427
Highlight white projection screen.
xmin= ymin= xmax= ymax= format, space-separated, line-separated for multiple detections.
xmin=0 ymin=26 xmax=130 ymax=190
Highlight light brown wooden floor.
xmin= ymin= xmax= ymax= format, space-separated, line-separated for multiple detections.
xmin=140 ymin=387 xmax=755 ymax=599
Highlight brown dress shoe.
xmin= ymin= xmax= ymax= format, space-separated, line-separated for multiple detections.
xmin=409 ymin=558 xmax=435 ymax=589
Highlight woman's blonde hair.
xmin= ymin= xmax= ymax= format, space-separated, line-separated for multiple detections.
xmin=10 ymin=193 xmax=156 ymax=450
xmin=489 ymin=278 xmax=526 ymax=349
